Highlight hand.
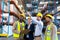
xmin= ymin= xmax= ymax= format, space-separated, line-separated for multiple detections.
xmin=20 ymin=29 xmax=31 ymax=34
xmin=13 ymin=30 xmax=20 ymax=34
xmin=17 ymin=31 xmax=20 ymax=34
xmin=27 ymin=12 xmax=31 ymax=17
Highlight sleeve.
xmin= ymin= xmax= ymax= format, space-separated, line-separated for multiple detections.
xmin=31 ymin=17 xmax=38 ymax=23
xmin=51 ymin=25 xmax=57 ymax=40
xmin=39 ymin=22 xmax=43 ymax=32
xmin=31 ymin=17 xmax=42 ymax=25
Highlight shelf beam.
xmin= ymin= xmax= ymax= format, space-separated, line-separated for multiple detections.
xmin=10 ymin=1 xmax=22 ymax=14
xmin=10 ymin=11 xmax=19 ymax=19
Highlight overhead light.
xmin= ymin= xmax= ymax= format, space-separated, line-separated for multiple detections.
xmin=39 ymin=1 xmax=58 ymax=4
xmin=57 ymin=6 xmax=60 ymax=11
xmin=26 ymin=4 xmax=32 ymax=7
xmin=56 ymin=1 xmax=58 ymax=4
xmin=20 ymin=5 xmax=23 ymax=7
xmin=38 ymin=7 xmax=43 ymax=9
xmin=18 ymin=5 xmax=23 ymax=9
xmin=52 ymin=10 xmax=54 ymax=14
xmin=57 ymin=16 xmax=60 ymax=19
xmin=39 ymin=2 xmax=48 ymax=4
xmin=34 ymin=0 xmax=38 ymax=2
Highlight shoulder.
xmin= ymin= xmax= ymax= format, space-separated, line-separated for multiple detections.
xmin=40 ymin=21 xmax=43 ymax=25
xmin=41 ymin=21 xmax=43 ymax=23
xmin=52 ymin=23 xmax=56 ymax=27
xmin=51 ymin=23 xmax=57 ymax=29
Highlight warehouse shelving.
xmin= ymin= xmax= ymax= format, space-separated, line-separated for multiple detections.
xmin=3 ymin=11 xmax=19 ymax=19
xmin=10 ymin=0 xmax=22 ymax=14
xmin=0 ymin=0 xmax=25 ymax=37
xmin=10 ymin=11 xmax=19 ymax=19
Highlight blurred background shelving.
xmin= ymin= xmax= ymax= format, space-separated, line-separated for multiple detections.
xmin=0 ymin=0 xmax=25 ymax=37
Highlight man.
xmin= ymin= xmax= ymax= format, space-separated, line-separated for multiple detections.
xmin=27 ymin=12 xmax=43 ymax=40
xmin=45 ymin=14 xmax=58 ymax=40
xmin=13 ymin=14 xmax=25 ymax=40
xmin=24 ymin=17 xmax=35 ymax=40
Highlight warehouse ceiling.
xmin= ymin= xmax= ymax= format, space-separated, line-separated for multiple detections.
xmin=17 ymin=0 xmax=60 ymax=14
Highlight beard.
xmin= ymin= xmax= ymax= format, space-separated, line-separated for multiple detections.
xmin=45 ymin=20 xmax=51 ymax=25
xmin=46 ymin=20 xmax=49 ymax=23
xmin=19 ymin=19 xmax=23 ymax=22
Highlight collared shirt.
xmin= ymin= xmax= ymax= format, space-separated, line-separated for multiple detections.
xmin=27 ymin=23 xmax=32 ymax=29
xmin=26 ymin=25 xmax=30 ymax=38
xmin=27 ymin=23 xmax=32 ymax=38
xmin=31 ymin=17 xmax=43 ymax=36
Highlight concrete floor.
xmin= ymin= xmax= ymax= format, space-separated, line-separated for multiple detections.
xmin=0 ymin=35 xmax=60 ymax=40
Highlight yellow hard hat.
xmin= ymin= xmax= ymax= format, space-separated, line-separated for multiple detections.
xmin=20 ymin=14 xmax=25 ymax=18
xmin=46 ymin=14 xmax=54 ymax=19
xmin=37 ymin=12 xmax=43 ymax=17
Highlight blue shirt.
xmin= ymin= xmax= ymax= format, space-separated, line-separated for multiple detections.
xmin=31 ymin=17 xmax=43 ymax=36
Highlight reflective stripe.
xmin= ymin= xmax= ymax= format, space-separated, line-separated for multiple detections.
xmin=13 ymin=21 xmax=25 ymax=38
xmin=45 ymin=25 xmax=51 ymax=40
xmin=45 ymin=23 xmax=58 ymax=40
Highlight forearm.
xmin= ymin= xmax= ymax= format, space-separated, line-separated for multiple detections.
xmin=27 ymin=12 xmax=40 ymax=24
xmin=13 ymin=22 xmax=20 ymax=34
xmin=13 ymin=29 xmax=20 ymax=34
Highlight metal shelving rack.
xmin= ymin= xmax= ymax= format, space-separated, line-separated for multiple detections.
xmin=0 ymin=0 xmax=24 ymax=37
xmin=32 ymin=0 xmax=39 ymax=16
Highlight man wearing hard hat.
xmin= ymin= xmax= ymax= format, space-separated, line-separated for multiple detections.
xmin=44 ymin=14 xmax=58 ymax=40
xmin=27 ymin=12 xmax=43 ymax=40
xmin=13 ymin=13 xmax=25 ymax=40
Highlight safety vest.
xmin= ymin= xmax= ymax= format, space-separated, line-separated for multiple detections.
xmin=45 ymin=22 xmax=58 ymax=40
xmin=13 ymin=21 xmax=25 ymax=38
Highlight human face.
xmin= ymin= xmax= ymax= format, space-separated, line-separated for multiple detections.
xmin=45 ymin=16 xmax=51 ymax=22
xmin=37 ymin=16 xmax=41 ymax=21
xmin=19 ymin=16 xmax=24 ymax=22
xmin=28 ymin=18 xmax=32 ymax=24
